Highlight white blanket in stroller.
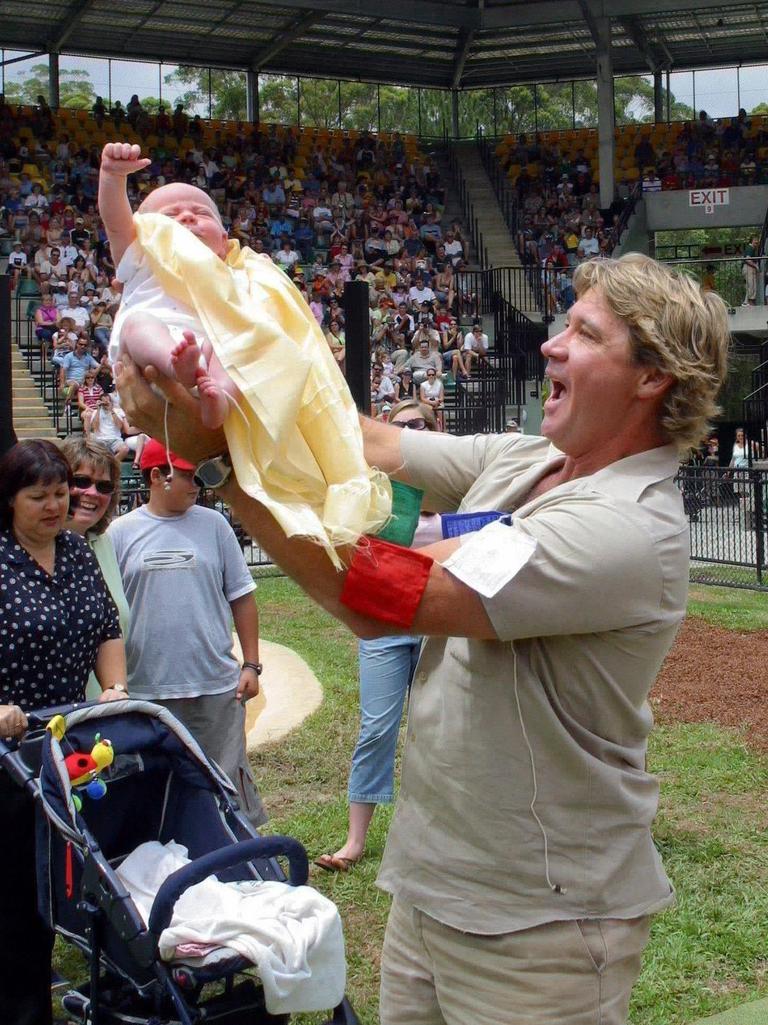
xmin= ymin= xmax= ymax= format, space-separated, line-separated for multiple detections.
xmin=116 ymin=840 xmax=346 ymax=1014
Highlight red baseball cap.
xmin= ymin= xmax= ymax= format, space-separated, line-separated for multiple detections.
xmin=139 ymin=438 xmax=196 ymax=472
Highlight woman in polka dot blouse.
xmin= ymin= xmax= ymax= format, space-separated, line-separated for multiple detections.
xmin=0 ymin=439 xmax=128 ymax=1025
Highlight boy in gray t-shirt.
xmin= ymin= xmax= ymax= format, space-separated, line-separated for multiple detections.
xmin=108 ymin=438 xmax=266 ymax=826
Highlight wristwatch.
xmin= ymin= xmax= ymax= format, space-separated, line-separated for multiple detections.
xmin=242 ymin=661 xmax=263 ymax=676
xmin=194 ymin=453 xmax=233 ymax=490
xmin=109 ymin=683 xmax=128 ymax=694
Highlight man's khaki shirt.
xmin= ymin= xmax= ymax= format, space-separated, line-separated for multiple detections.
xmin=377 ymin=432 xmax=683 ymax=933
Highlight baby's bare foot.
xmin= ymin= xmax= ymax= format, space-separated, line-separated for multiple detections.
xmin=170 ymin=334 xmax=202 ymax=388
xmin=196 ymin=369 xmax=229 ymax=430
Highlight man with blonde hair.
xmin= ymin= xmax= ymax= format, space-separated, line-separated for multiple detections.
xmin=117 ymin=253 xmax=730 ymax=1025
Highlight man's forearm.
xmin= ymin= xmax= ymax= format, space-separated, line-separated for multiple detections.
xmin=359 ymin=413 xmax=411 ymax=481
xmin=220 ymin=478 xmax=495 ymax=641
xmin=221 ymin=479 xmax=378 ymax=637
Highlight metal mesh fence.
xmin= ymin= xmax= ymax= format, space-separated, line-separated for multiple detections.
xmin=675 ymin=465 xmax=768 ymax=590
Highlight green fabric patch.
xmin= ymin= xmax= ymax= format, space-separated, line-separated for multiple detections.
xmin=376 ymin=480 xmax=424 ymax=547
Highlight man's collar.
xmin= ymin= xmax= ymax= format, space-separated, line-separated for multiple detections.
xmin=585 ymin=445 xmax=680 ymax=501
xmin=538 ymin=442 xmax=680 ymax=501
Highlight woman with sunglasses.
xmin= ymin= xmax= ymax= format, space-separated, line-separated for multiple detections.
xmin=316 ymin=400 xmax=440 ymax=873
xmin=0 ymin=440 xmax=126 ymax=1025
xmin=60 ymin=437 xmax=131 ymax=701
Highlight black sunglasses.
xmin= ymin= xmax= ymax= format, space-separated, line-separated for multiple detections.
xmin=71 ymin=474 xmax=115 ymax=495
xmin=391 ymin=417 xmax=427 ymax=430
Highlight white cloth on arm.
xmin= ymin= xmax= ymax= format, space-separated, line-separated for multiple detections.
xmin=116 ymin=840 xmax=346 ymax=1014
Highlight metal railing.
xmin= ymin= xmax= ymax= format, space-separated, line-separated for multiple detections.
xmin=657 ymin=255 xmax=767 ymax=309
xmin=675 ymin=464 xmax=768 ymax=589
xmin=655 ymin=243 xmax=744 ymax=261
xmin=477 ymin=135 xmax=521 ymax=243
xmin=444 ymin=361 xmax=506 ymax=435
xmin=743 ymin=380 xmax=768 ymax=461
xmin=454 ymin=263 xmax=562 ymax=320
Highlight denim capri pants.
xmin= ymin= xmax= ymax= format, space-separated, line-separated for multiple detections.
xmin=348 ymin=634 xmax=422 ymax=804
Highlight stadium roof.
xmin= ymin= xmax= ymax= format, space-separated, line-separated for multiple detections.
xmin=3 ymin=0 xmax=768 ymax=90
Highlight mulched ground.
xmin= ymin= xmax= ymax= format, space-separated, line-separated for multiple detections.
xmin=652 ymin=618 xmax=768 ymax=751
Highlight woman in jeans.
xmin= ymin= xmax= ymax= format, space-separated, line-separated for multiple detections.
xmin=315 ymin=400 xmax=441 ymax=871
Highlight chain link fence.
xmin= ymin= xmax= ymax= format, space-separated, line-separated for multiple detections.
xmin=675 ymin=465 xmax=768 ymax=589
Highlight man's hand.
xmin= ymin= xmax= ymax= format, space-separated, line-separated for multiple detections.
xmin=101 ymin=142 xmax=151 ymax=177
xmin=114 ymin=353 xmax=226 ymax=463
xmin=236 ymin=666 xmax=260 ymax=703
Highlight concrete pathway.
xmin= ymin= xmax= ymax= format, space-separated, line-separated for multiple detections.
xmin=692 ymin=998 xmax=768 ymax=1024
xmin=231 ymin=635 xmax=323 ymax=750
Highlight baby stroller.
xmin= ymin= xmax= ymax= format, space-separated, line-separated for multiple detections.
xmin=0 ymin=700 xmax=358 ymax=1025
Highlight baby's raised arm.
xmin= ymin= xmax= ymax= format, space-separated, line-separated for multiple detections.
xmin=98 ymin=143 xmax=151 ymax=267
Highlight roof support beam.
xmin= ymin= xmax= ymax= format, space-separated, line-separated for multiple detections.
xmin=618 ymin=15 xmax=663 ymax=71
xmin=451 ymin=26 xmax=476 ymax=89
xmin=267 ymin=0 xmax=477 ymax=28
xmin=48 ymin=0 xmax=97 ymax=52
xmin=120 ymin=1 xmax=165 ymax=50
xmin=576 ymin=0 xmax=602 ymax=45
xmin=250 ymin=10 xmax=324 ymax=69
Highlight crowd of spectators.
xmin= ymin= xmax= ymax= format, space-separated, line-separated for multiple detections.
xmin=498 ymin=108 xmax=768 ymax=314
xmin=635 ymin=109 xmax=768 ymax=193
xmin=512 ymin=169 xmax=628 ymax=316
xmin=0 ymin=94 xmax=484 ymax=433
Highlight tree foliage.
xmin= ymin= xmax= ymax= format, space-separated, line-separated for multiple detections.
xmin=162 ymin=67 xmax=247 ymax=120
xmin=4 ymin=63 xmax=96 ymax=109
xmin=10 ymin=60 xmax=768 ymax=138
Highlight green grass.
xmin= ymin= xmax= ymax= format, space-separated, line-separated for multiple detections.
xmin=687 ymin=584 xmax=768 ymax=632
xmin=632 ymin=723 xmax=768 ymax=1025
xmin=54 ymin=580 xmax=768 ymax=1024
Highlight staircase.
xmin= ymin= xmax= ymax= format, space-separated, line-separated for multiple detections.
xmin=451 ymin=143 xmax=524 ymax=270
xmin=444 ymin=143 xmax=540 ymax=317
xmin=11 ymin=343 xmax=57 ymax=439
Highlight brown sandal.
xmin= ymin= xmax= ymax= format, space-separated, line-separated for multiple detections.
xmin=314 ymin=853 xmax=361 ymax=873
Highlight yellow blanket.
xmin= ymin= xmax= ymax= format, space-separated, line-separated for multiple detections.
xmin=132 ymin=213 xmax=391 ymax=568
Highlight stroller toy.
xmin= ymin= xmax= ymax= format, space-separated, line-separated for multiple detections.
xmin=48 ymin=716 xmax=114 ymax=811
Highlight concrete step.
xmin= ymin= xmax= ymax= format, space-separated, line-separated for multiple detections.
xmin=13 ymin=416 xmax=55 ymax=428
xmin=11 ymin=341 xmax=57 ymax=436
xmin=15 ymin=428 xmax=58 ymax=439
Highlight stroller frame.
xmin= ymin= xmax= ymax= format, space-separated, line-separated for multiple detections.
xmin=0 ymin=700 xmax=358 ymax=1025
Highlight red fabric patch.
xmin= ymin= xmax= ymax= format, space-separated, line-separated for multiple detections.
xmin=340 ymin=536 xmax=433 ymax=628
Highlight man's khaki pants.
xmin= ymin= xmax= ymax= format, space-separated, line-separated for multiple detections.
xmin=380 ymin=898 xmax=651 ymax=1025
